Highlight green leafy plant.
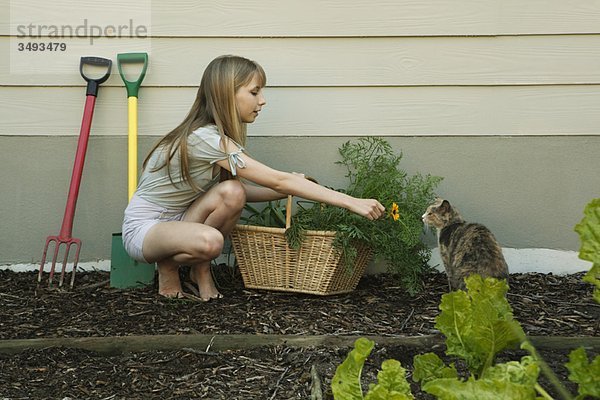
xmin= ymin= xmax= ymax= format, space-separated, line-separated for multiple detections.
xmin=331 ymin=199 xmax=600 ymax=400
xmin=331 ymin=337 xmax=415 ymax=400
xmin=413 ymin=275 xmax=547 ymax=399
xmin=333 ymin=276 xmax=599 ymax=400
xmin=574 ymin=198 xmax=600 ymax=303
xmin=569 ymin=198 xmax=600 ymax=399
xmin=432 ymin=275 xmax=525 ymax=376
xmin=331 ymin=277 xmax=546 ymax=400
xmin=332 ymin=276 xmax=599 ymax=399
xmin=286 ymin=137 xmax=442 ymax=293
xmin=239 ymin=199 xmax=287 ymax=228
xmin=565 ymin=347 xmax=600 ymax=400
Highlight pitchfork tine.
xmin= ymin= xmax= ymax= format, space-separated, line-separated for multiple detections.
xmin=69 ymin=241 xmax=81 ymax=288
xmin=48 ymin=241 xmax=61 ymax=288
xmin=57 ymin=240 xmax=80 ymax=288
xmin=38 ymin=237 xmax=53 ymax=284
xmin=58 ymin=242 xmax=70 ymax=287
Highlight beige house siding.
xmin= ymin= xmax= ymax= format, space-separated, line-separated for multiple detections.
xmin=1 ymin=1 xmax=599 ymax=266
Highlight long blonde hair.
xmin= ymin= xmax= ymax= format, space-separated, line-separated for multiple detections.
xmin=143 ymin=55 xmax=266 ymax=190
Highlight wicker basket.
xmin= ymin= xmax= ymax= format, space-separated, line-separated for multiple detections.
xmin=229 ymin=195 xmax=372 ymax=295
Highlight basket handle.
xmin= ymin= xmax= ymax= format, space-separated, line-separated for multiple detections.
xmin=285 ymin=175 xmax=318 ymax=229
xmin=285 ymin=196 xmax=293 ymax=229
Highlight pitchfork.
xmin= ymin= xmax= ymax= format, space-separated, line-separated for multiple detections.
xmin=38 ymin=57 xmax=112 ymax=288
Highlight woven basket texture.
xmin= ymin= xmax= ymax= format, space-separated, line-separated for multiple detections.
xmin=230 ymin=224 xmax=371 ymax=296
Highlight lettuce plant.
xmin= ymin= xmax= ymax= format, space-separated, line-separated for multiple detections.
xmin=433 ymin=275 xmax=525 ymax=377
xmin=565 ymin=347 xmax=600 ymax=400
xmin=332 ymin=277 xmax=543 ymax=400
xmin=413 ymin=275 xmax=544 ymax=399
xmin=332 ymin=275 xmax=598 ymax=399
xmin=574 ymin=198 xmax=600 ymax=303
xmin=568 ymin=198 xmax=600 ymax=399
xmin=331 ymin=199 xmax=600 ymax=400
xmin=331 ymin=337 xmax=414 ymax=400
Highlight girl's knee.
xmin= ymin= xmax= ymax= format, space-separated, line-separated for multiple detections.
xmin=193 ymin=227 xmax=224 ymax=260
xmin=218 ymin=180 xmax=246 ymax=209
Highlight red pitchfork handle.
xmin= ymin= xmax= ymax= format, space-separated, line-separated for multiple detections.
xmin=59 ymin=56 xmax=112 ymax=238
xmin=58 ymin=94 xmax=97 ymax=240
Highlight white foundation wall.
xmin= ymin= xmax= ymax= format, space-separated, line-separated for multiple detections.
xmin=3 ymin=248 xmax=592 ymax=277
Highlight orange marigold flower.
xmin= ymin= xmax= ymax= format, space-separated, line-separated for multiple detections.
xmin=390 ymin=202 xmax=400 ymax=221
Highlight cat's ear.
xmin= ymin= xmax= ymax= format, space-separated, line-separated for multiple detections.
xmin=440 ymin=199 xmax=451 ymax=212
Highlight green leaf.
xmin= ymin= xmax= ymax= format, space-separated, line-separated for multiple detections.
xmin=423 ymin=376 xmax=539 ymax=400
xmin=574 ymin=198 xmax=600 ymax=264
xmin=240 ymin=200 xmax=287 ymax=228
xmin=332 ymin=338 xmax=375 ymax=400
xmin=583 ymin=264 xmax=600 ymax=304
xmin=412 ymin=352 xmax=458 ymax=385
xmin=565 ymin=347 xmax=600 ymax=399
xmin=418 ymin=339 xmax=540 ymax=399
xmin=574 ymin=198 xmax=600 ymax=304
xmin=481 ymin=356 xmax=540 ymax=389
xmin=467 ymin=276 xmax=525 ymax=374
xmin=364 ymin=359 xmax=414 ymax=400
xmin=435 ymin=275 xmax=525 ymax=376
xmin=436 ymin=289 xmax=475 ymax=367
xmin=364 ymin=386 xmax=413 ymax=400
xmin=272 ymin=206 xmax=287 ymax=227
xmin=243 ymin=203 xmax=261 ymax=214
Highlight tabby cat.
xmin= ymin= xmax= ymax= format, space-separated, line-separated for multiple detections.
xmin=422 ymin=198 xmax=509 ymax=291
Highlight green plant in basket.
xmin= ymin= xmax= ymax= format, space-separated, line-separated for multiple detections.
xmin=239 ymin=199 xmax=287 ymax=228
xmin=286 ymin=137 xmax=442 ymax=294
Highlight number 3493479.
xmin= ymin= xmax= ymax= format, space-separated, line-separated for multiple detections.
xmin=17 ymin=42 xmax=67 ymax=51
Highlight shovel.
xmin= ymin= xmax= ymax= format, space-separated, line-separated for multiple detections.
xmin=38 ymin=56 xmax=112 ymax=288
xmin=117 ymin=52 xmax=148 ymax=200
xmin=110 ymin=52 xmax=155 ymax=288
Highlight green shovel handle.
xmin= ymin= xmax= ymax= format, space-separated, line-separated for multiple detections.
xmin=117 ymin=52 xmax=148 ymax=97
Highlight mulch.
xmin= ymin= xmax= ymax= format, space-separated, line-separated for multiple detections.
xmin=0 ymin=267 xmax=598 ymax=399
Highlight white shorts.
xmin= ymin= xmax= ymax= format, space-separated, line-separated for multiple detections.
xmin=122 ymin=194 xmax=185 ymax=263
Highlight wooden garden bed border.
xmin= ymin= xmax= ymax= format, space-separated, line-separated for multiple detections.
xmin=1 ymin=334 xmax=598 ymax=355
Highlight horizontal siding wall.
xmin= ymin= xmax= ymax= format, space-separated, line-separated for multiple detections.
xmin=1 ymin=86 xmax=600 ymax=136
xmin=1 ymin=0 xmax=599 ymax=264
xmin=1 ymin=1 xmax=600 ymax=138
xmin=2 ymin=0 xmax=600 ymax=36
xmin=2 ymin=35 xmax=600 ymax=86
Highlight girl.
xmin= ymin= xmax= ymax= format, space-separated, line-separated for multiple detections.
xmin=122 ymin=55 xmax=385 ymax=300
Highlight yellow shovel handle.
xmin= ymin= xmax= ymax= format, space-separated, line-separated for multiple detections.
xmin=127 ymin=96 xmax=138 ymax=201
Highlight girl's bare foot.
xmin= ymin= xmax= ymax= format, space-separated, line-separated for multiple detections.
xmin=190 ymin=263 xmax=223 ymax=301
xmin=157 ymin=262 xmax=183 ymax=298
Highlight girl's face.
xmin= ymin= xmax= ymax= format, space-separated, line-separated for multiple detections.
xmin=235 ymin=75 xmax=266 ymax=123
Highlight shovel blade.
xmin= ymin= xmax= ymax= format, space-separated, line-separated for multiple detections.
xmin=110 ymin=233 xmax=155 ymax=288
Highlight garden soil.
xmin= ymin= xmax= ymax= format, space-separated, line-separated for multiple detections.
xmin=0 ymin=267 xmax=598 ymax=399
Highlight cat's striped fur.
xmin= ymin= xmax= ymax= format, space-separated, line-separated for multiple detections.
xmin=422 ymin=198 xmax=509 ymax=291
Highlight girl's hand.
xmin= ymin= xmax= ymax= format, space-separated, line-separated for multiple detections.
xmin=350 ymin=198 xmax=386 ymax=220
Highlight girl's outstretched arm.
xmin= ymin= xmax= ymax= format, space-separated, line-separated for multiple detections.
xmin=214 ymin=143 xmax=385 ymax=220
xmin=242 ymin=182 xmax=286 ymax=202
xmin=241 ymin=172 xmax=309 ymax=202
